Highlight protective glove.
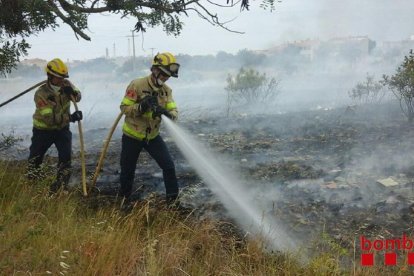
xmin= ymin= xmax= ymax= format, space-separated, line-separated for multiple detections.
xmin=63 ymin=86 xmax=76 ymax=96
xmin=70 ymin=110 xmax=83 ymax=122
xmin=152 ymin=105 xmax=173 ymax=119
xmin=63 ymin=86 xmax=81 ymax=101
xmin=139 ymin=96 xmax=158 ymax=112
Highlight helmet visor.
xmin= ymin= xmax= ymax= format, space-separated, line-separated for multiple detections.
xmin=157 ymin=63 xmax=180 ymax=77
xmin=163 ymin=63 xmax=179 ymax=77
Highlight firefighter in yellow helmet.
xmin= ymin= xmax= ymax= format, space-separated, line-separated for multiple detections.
xmin=119 ymin=52 xmax=179 ymax=203
xmin=27 ymin=58 xmax=83 ymax=193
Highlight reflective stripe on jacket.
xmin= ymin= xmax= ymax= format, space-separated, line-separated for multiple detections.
xmin=32 ymin=81 xmax=81 ymax=130
xmin=120 ymin=75 xmax=178 ymax=141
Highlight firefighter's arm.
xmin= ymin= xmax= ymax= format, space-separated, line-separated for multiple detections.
xmin=63 ymin=80 xmax=81 ymax=102
xmin=164 ymin=90 xmax=178 ymax=121
xmin=120 ymin=85 xmax=139 ymax=116
xmin=34 ymin=92 xmax=55 ymax=125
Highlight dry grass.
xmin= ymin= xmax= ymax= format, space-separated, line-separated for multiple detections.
xmin=0 ymin=160 xmax=411 ymax=275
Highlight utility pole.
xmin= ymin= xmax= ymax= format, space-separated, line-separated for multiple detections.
xmin=131 ymin=31 xmax=136 ymax=72
xmin=126 ymin=31 xmax=136 ymax=72
xmin=127 ymin=38 xmax=130 ymax=57
xmin=149 ymin=47 xmax=156 ymax=57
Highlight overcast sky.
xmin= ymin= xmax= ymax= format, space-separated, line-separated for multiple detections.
xmin=25 ymin=0 xmax=414 ymax=61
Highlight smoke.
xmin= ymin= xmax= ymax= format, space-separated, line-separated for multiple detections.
xmin=313 ymin=0 xmax=414 ymax=42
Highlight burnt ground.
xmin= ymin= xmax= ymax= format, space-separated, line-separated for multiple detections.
xmin=3 ymin=101 xmax=414 ymax=264
xmin=82 ymin=102 xmax=414 ymax=247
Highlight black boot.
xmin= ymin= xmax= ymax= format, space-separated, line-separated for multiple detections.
xmin=49 ymin=181 xmax=62 ymax=194
xmin=163 ymin=168 xmax=179 ymax=200
xmin=166 ymin=193 xmax=178 ymax=204
xmin=50 ymin=164 xmax=71 ymax=194
xmin=26 ymin=158 xmax=43 ymax=181
xmin=118 ymin=179 xmax=133 ymax=200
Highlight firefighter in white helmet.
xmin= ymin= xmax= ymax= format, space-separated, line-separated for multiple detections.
xmin=119 ymin=52 xmax=179 ymax=203
xmin=27 ymin=58 xmax=83 ymax=193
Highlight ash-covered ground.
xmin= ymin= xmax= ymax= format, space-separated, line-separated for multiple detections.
xmin=3 ymin=100 xmax=414 ymax=260
xmin=81 ymin=101 xmax=414 ymax=245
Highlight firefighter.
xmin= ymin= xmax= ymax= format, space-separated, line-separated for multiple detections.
xmin=27 ymin=58 xmax=83 ymax=193
xmin=119 ymin=52 xmax=179 ymax=203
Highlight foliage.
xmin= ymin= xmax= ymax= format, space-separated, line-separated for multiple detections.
xmin=3 ymin=63 xmax=43 ymax=78
xmin=260 ymin=0 xmax=278 ymax=11
xmin=0 ymin=132 xmax=22 ymax=151
xmin=0 ymin=0 xmax=57 ymax=76
xmin=382 ymin=49 xmax=414 ymax=122
xmin=116 ymin=57 xmax=151 ymax=78
xmin=348 ymin=74 xmax=386 ymax=105
xmin=0 ymin=160 xmax=409 ymax=274
xmin=0 ymin=0 xmax=279 ymax=76
xmin=269 ymin=44 xmax=303 ymax=74
xmin=236 ymin=49 xmax=266 ymax=67
xmin=72 ymin=57 xmax=118 ymax=73
xmin=0 ymin=160 xmax=304 ymax=275
xmin=225 ymin=67 xmax=280 ymax=116
xmin=0 ymin=39 xmax=30 ymax=76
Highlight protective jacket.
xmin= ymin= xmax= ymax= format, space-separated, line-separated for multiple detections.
xmin=120 ymin=75 xmax=178 ymax=141
xmin=32 ymin=80 xmax=81 ymax=130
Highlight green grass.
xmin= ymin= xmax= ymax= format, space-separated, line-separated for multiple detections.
xmin=0 ymin=160 xmax=411 ymax=275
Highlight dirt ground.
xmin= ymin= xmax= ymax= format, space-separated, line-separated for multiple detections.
xmin=80 ymin=102 xmax=412 ymax=234
xmin=3 ymin=100 xmax=414 ymax=262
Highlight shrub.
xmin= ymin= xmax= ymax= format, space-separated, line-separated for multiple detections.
xmin=225 ymin=67 xmax=280 ymax=116
xmin=383 ymin=49 xmax=414 ymax=122
xmin=348 ymin=74 xmax=386 ymax=105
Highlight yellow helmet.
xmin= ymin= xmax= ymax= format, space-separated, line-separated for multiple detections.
xmin=152 ymin=52 xmax=180 ymax=78
xmin=45 ymin=58 xmax=69 ymax=78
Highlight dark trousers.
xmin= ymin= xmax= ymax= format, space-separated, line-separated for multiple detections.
xmin=27 ymin=127 xmax=72 ymax=189
xmin=120 ymin=134 xmax=178 ymax=199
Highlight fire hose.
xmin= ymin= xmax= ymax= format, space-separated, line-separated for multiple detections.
xmin=70 ymin=96 xmax=88 ymax=196
xmin=0 ymin=81 xmax=88 ymax=195
xmin=90 ymin=112 xmax=124 ymax=188
xmin=90 ymin=103 xmax=173 ymax=189
xmin=0 ymin=80 xmax=47 ymax=108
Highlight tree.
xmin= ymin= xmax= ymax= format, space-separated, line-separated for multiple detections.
xmin=225 ymin=67 xmax=280 ymax=116
xmin=236 ymin=49 xmax=266 ymax=67
xmin=348 ymin=74 xmax=386 ymax=105
xmin=383 ymin=50 xmax=414 ymax=122
xmin=2 ymin=63 xmax=43 ymax=79
xmin=0 ymin=132 xmax=22 ymax=152
xmin=72 ymin=57 xmax=118 ymax=73
xmin=117 ymin=57 xmax=149 ymax=77
xmin=0 ymin=0 xmax=279 ymax=76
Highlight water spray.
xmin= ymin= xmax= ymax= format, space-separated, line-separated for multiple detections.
xmin=162 ymin=115 xmax=299 ymax=253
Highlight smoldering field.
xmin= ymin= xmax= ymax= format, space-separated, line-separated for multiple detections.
xmin=1 ymin=59 xmax=414 ymax=260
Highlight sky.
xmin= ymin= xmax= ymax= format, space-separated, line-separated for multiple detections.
xmin=24 ymin=0 xmax=414 ymax=61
